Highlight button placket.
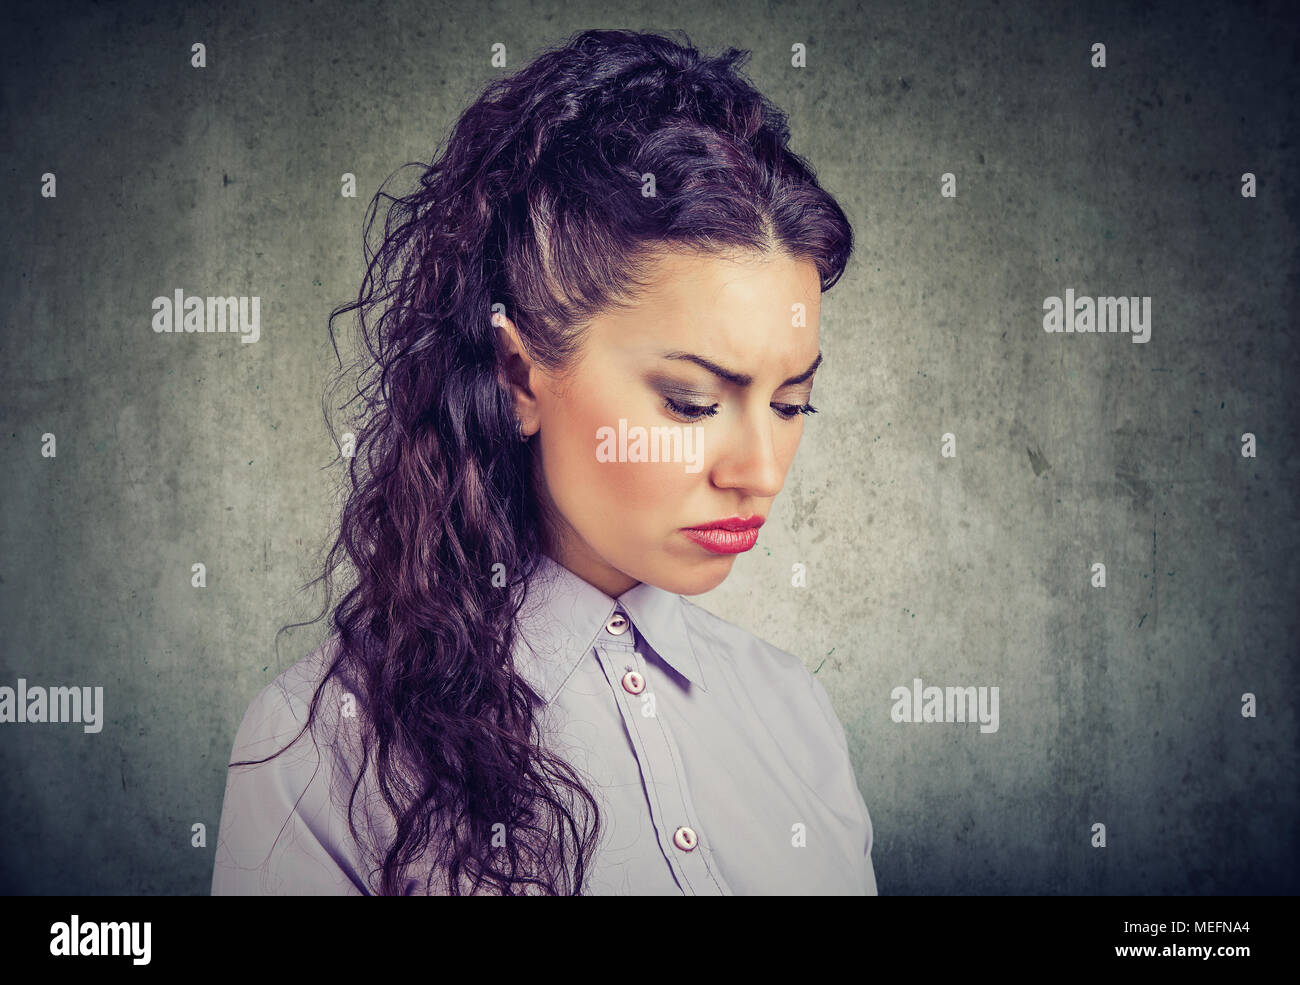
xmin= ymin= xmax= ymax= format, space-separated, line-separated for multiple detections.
xmin=594 ymin=606 xmax=725 ymax=895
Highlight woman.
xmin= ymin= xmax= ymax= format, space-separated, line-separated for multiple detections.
xmin=211 ymin=28 xmax=878 ymax=895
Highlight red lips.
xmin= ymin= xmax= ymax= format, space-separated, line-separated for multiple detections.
xmin=685 ymin=515 xmax=765 ymax=531
xmin=682 ymin=515 xmax=765 ymax=554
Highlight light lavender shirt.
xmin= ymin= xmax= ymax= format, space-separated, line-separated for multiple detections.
xmin=211 ymin=554 xmax=879 ymax=894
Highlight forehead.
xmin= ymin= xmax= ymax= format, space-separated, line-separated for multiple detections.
xmin=592 ymin=249 xmax=822 ymax=363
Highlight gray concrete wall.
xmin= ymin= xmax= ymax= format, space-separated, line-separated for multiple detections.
xmin=1 ymin=0 xmax=1295 ymax=893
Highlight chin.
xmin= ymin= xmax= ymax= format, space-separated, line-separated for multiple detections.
xmin=652 ymin=554 xmax=737 ymax=596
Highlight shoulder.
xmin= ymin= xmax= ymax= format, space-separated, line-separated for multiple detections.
xmin=227 ymin=637 xmax=355 ymax=765
xmin=677 ymin=595 xmax=823 ymax=695
xmin=678 ymin=595 xmax=866 ymax=799
xmin=214 ymin=637 xmax=375 ymax=895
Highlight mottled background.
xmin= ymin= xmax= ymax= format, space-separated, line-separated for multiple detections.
xmin=1 ymin=0 xmax=1296 ymax=894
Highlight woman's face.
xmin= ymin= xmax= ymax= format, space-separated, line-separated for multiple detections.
xmin=499 ymin=249 xmax=823 ymax=598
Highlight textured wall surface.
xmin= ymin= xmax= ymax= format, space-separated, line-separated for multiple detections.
xmin=1 ymin=0 xmax=1296 ymax=894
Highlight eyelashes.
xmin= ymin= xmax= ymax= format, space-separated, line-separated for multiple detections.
xmin=780 ymin=403 xmax=818 ymax=419
xmin=662 ymin=397 xmax=818 ymax=422
xmin=662 ymin=397 xmax=718 ymax=421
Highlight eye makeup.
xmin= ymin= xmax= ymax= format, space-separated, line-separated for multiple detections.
xmin=646 ymin=361 xmax=819 ymax=425
xmin=662 ymin=396 xmax=720 ymax=420
xmin=772 ymin=401 xmax=817 ymax=419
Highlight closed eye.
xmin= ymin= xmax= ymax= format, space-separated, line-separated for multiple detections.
xmin=663 ymin=397 xmax=719 ymax=421
xmin=772 ymin=402 xmax=818 ymax=420
xmin=664 ymin=397 xmax=818 ymax=422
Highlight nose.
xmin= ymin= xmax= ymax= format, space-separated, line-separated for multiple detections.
xmin=708 ymin=406 xmax=787 ymax=499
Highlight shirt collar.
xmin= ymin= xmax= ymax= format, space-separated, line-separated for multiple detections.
xmin=513 ymin=553 xmax=709 ymax=704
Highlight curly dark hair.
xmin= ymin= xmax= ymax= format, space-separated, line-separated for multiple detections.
xmin=231 ymin=28 xmax=854 ymax=895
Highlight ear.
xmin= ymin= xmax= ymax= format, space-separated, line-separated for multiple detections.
xmin=494 ymin=312 xmax=540 ymax=436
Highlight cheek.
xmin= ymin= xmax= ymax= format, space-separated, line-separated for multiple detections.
xmin=544 ymin=377 xmax=691 ymax=515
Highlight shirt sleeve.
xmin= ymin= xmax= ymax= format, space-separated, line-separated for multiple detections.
xmin=211 ymin=676 xmax=372 ymax=895
xmin=808 ymin=673 xmax=880 ymax=896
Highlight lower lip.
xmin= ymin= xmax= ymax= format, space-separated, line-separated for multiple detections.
xmin=682 ymin=526 xmax=760 ymax=554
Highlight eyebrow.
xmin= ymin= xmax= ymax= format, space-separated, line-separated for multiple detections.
xmin=658 ymin=350 xmax=823 ymax=388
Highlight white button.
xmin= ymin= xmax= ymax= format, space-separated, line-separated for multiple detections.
xmin=621 ymin=670 xmax=645 ymax=694
xmin=673 ymin=826 xmax=698 ymax=851
xmin=605 ymin=611 xmax=629 ymax=635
